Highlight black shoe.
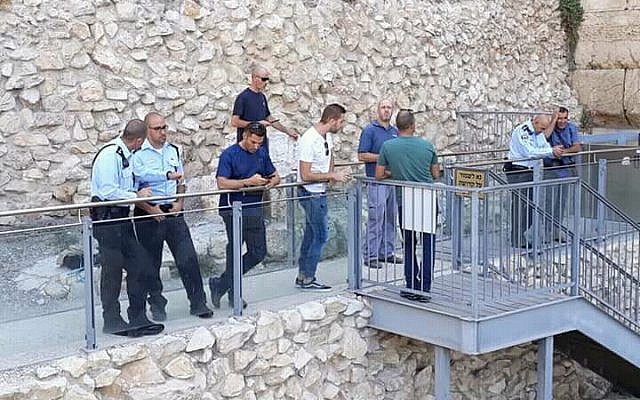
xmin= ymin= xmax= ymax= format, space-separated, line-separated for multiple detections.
xmin=228 ymin=297 xmax=248 ymax=310
xmin=149 ymin=304 xmax=167 ymax=322
xmin=295 ymin=277 xmax=304 ymax=287
xmin=209 ymin=277 xmax=222 ymax=309
xmin=103 ymin=316 xmax=129 ymax=336
xmin=363 ymin=259 xmax=380 ymax=269
xmin=379 ymin=254 xmax=404 ymax=264
xmin=399 ymin=290 xmax=431 ymax=303
xmin=127 ymin=315 xmax=164 ymax=337
xmin=190 ymin=303 xmax=214 ymax=319
xmin=299 ymin=278 xmax=332 ymax=291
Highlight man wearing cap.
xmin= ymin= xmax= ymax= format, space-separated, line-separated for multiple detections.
xmin=209 ymin=122 xmax=280 ymax=309
xmin=231 ymin=64 xmax=299 ymax=153
xmin=132 ymin=112 xmax=214 ymax=321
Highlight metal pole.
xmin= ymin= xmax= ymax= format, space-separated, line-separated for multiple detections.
xmin=537 ymin=336 xmax=554 ymax=400
xmin=434 ymin=345 xmax=451 ymax=400
xmin=532 ymin=160 xmax=543 ymax=255
xmin=470 ymin=192 xmax=480 ymax=318
xmin=596 ymin=159 xmax=607 ymax=240
xmin=82 ymin=217 xmax=97 ymax=350
xmin=286 ymin=174 xmax=296 ymax=270
xmin=232 ymin=201 xmax=243 ymax=316
xmin=347 ymin=185 xmax=359 ymax=290
xmin=353 ymin=180 xmax=363 ymax=289
xmin=571 ymin=181 xmax=581 ymax=296
xmin=444 ymin=165 xmax=453 ymax=237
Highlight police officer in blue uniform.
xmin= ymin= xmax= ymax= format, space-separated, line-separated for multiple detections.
xmin=132 ymin=112 xmax=213 ymax=321
xmin=504 ymin=114 xmax=564 ymax=248
xmin=90 ymin=119 xmax=163 ymax=336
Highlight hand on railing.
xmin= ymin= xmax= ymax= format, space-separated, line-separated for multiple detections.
xmin=245 ymin=174 xmax=269 ymax=187
xmin=330 ymin=171 xmax=351 ymax=184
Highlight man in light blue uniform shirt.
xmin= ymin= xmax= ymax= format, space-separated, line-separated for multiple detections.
xmin=505 ymin=114 xmax=563 ymax=248
xmin=357 ymin=99 xmax=402 ymax=268
xmin=132 ymin=112 xmax=213 ymax=321
xmin=91 ymin=119 xmax=163 ymax=337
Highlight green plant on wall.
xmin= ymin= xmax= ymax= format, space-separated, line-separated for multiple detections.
xmin=558 ymin=0 xmax=584 ymax=67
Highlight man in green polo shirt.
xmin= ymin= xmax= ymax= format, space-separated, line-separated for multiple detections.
xmin=375 ymin=110 xmax=440 ymax=295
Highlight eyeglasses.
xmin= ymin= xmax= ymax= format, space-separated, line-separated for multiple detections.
xmin=149 ymin=125 xmax=167 ymax=131
xmin=323 ymin=140 xmax=329 ymax=156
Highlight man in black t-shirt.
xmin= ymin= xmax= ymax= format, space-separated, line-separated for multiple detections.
xmin=231 ymin=65 xmax=299 ymax=153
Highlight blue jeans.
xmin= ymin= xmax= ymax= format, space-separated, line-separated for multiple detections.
xmin=298 ymin=188 xmax=329 ymax=280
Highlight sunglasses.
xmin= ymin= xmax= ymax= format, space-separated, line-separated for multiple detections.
xmin=149 ymin=125 xmax=167 ymax=131
xmin=259 ymin=76 xmax=269 ymax=82
xmin=323 ymin=140 xmax=329 ymax=156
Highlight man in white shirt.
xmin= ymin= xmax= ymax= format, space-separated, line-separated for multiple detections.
xmin=296 ymin=104 xmax=350 ymax=290
xmin=505 ymin=114 xmax=563 ymax=248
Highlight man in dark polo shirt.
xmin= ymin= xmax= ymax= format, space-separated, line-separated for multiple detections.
xmin=210 ymin=122 xmax=280 ymax=309
xmin=231 ymin=65 xmax=299 ymax=153
xmin=358 ymin=99 xmax=402 ymax=268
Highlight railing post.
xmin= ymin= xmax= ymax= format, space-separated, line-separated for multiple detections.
xmin=286 ymin=174 xmax=296 ymax=270
xmin=470 ymin=192 xmax=480 ymax=318
xmin=537 ymin=336 xmax=554 ymax=400
xmin=82 ymin=217 xmax=97 ymax=350
xmin=571 ymin=180 xmax=581 ymax=296
xmin=443 ymin=164 xmax=453 ymax=237
xmin=532 ymin=160 xmax=543 ymax=255
xmin=232 ymin=201 xmax=243 ymax=316
xmin=348 ymin=180 xmax=362 ymax=290
xmin=596 ymin=159 xmax=607 ymax=240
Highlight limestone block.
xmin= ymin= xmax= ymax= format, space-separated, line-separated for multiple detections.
xmin=186 ymin=326 xmax=215 ymax=352
xmin=221 ymin=373 xmax=245 ymax=397
xmin=19 ymin=88 xmax=40 ymax=105
xmin=56 ymin=355 xmax=88 ymax=378
xmin=571 ymin=69 xmax=624 ymax=118
xmin=0 ymin=93 xmax=16 ymax=111
xmin=126 ymin=377 xmax=204 ymax=400
xmin=35 ymin=52 xmax=65 ymax=70
xmin=163 ymin=355 xmax=196 ymax=379
xmin=623 ymin=69 xmax=640 ymax=125
xmin=108 ymin=344 xmax=148 ymax=366
xmin=212 ymin=322 xmax=255 ymax=354
xmin=13 ymin=133 xmax=49 ymax=147
xmin=254 ymin=311 xmax=284 ymax=343
xmin=341 ymin=328 xmax=367 ymax=360
xmin=93 ymin=368 xmax=121 ymax=388
xmin=118 ymin=357 xmax=165 ymax=387
xmin=234 ymin=350 xmax=257 ymax=371
xmin=297 ymin=302 xmax=326 ymax=321
xmin=582 ymin=0 xmax=626 ymax=11
xmin=64 ymin=384 xmax=98 ymax=400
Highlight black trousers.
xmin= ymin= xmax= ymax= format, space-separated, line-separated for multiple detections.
xmin=93 ymin=213 xmax=152 ymax=328
xmin=219 ymin=210 xmax=267 ymax=297
xmin=133 ymin=208 xmax=207 ymax=310
xmin=505 ymin=167 xmax=534 ymax=246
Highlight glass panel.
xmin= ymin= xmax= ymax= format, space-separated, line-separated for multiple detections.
xmin=0 ymin=222 xmax=86 ymax=369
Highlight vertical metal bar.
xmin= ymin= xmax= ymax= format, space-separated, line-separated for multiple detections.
xmin=532 ymin=160 xmax=543 ymax=259
xmin=571 ymin=181 xmax=581 ymax=296
xmin=434 ymin=346 xmax=451 ymax=400
xmin=596 ymin=159 xmax=607 ymax=240
xmin=286 ymin=174 xmax=296 ymax=270
xmin=444 ymin=165 xmax=453 ymax=237
xmin=471 ymin=192 xmax=480 ymax=318
xmin=537 ymin=336 xmax=554 ymax=400
xmin=232 ymin=201 xmax=243 ymax=316
xmin=82 ymin=217 xmax=97 ymax=350
xmin=347 ymin=183 xmax=362 ymax=290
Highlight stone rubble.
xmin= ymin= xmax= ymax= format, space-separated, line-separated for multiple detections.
xmin=0 ymin=294 xmax=630 ymax=400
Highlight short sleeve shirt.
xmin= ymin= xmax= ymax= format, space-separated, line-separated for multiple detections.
xmin=232 ymin=88 xmax=271 ymax=141
xmin=216 ymin=143 xmax=276 ymax=212
xmin=507 ymin=119 xmax=553 ymax=168
xmin=377 ymin=136 xmax=438 ymax=183
xmin=297 ymin=126 xmax=332 ymax=193
xmin=357 ymin=122 xmax=398 ymax=177
xmin=549 ymin=122 xmax=580 ymax=165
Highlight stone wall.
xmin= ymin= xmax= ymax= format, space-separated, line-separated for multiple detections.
xmin=0 ymin=0 xmax=576 ymax=212
xmin=572 ymin=0 xmax=640 ymax=127
xmin=0 ymin=295 xmax=621 ymax=400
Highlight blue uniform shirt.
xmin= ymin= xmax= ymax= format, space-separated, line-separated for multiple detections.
xmin=547 ymin=122 xmax=579 ymax=165
xmin=508 ymin=119 xmax=553 ymax=168
xmin=132 ymin=139 xmax=183 ymax=205
xmin=232 ymin=88 xmax=271 ymax=142
xmin=357 ymin=121 xmax=398 ymax=177
xmin=216 ymin=143 xmax=276 ymax=213
xmin=91 ymin=138 xmax=137 ymax=201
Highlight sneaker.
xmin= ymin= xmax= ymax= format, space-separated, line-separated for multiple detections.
xmin=209 ymin=277 xmax=222 ymax=309
xmin=190 ymin=303 xmax=214 ymax=319
xmin=295 ymin=277 xmax=304 ymax=287
xmin=299 ymin=278 xmax=332 ymax=291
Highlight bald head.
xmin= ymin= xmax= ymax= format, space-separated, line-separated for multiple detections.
xmin=396 ymin=110 xmax=415 ymax=135
xmin=532 ymin=114 xmax=552 ymax=133
xmin=376 ymin=98 xmax=394 ymax=124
